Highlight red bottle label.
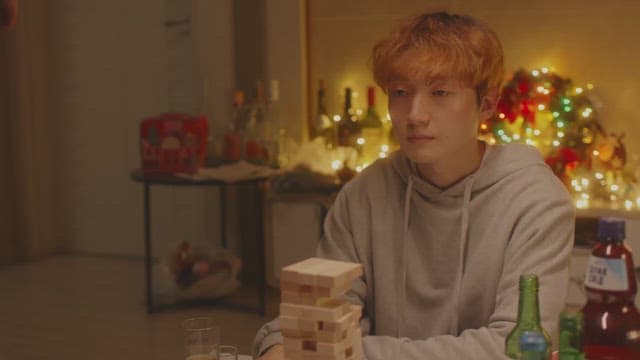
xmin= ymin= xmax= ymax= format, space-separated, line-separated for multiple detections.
xmin=584 ymin=256 xmax=629 ymax=291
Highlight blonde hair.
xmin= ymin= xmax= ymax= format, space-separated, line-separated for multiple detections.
xmin=372 ymin=11 xmax=504 ymax=100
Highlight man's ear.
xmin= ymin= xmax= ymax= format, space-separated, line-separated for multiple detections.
xmin=479 ymin=88 xmax=500 ymax=119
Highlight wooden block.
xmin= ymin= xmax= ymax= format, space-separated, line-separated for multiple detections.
xmin=280 ymin=315 xmax=320 ymax=332
xmin=281 ymin=280 xmax=352 ymax=299
xmin=283 ymin=323 xmax=359 ymax=344
xmin=281 ymin=257 xmax=328 ymax=285
xmin=284 ymin=327 xmax=360 ymax=356
xmin=320 ymin=305 xmax=362 ymax=333
xmin=280 ymin=305 xmax=362 ymax=342
xmin=315 ymin=328 xmax=359 ymax=355
xmin=284 ymin=329 xmax=363 ymax=360
xmin=281 ymin=257 xmax=363 ymax=289
xmin=281 ymin=290 xmax=319 ymax=305
xmin=280 ymin=299 xmax=351 ymax=322
xmin=314 ymin=261 xmax=363 ymax=289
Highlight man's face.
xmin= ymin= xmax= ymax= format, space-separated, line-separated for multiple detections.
xmin=387 ymin=76 xmax=493 ymax=166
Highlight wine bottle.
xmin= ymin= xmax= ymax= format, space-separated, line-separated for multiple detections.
xmin=223 ymin=90 xmax=244 ymax=162
xmin=360 ymin=86 xmax=384 ymax=165
xmin=314 ymin=80 xmax=334 ymax=148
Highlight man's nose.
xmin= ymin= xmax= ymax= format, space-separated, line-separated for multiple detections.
xmin=407 ymin=92 xmax=431 ymax=125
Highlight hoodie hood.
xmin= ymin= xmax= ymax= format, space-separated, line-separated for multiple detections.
xmin=390 ymin=142 xmax=548 ymax=198
xmin=389 ymin=142 xmax=549 ymax=336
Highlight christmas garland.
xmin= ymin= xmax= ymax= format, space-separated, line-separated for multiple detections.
xmin=480 ymin=68 xmax=637 ymax=210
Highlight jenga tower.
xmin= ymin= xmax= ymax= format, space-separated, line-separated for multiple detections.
xmin=279 ymin=257 xmax=364 ymax=360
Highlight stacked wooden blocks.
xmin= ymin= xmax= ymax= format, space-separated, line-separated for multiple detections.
xmin=279 ymin=257 xmax=364 ymax=360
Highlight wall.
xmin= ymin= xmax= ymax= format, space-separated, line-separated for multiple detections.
xmin=52 ymin=0 xmax=234 ymax=256
xmin=308 ymin=0 xmax=640 ymax=157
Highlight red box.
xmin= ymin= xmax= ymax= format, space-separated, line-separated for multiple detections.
xmin=140 ymin=113 xmax=208 ymax=174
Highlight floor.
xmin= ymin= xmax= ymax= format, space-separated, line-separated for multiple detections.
xmin=0 ymin=255 xmax=280 ymax=360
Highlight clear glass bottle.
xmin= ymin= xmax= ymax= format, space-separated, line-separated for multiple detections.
xmin=505 ymin=274 xmax=551 ymax=359
xmin=582 ymin=217 xmax=640 ymax=360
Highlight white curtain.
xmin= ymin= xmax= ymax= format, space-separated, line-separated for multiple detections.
xmin=0 ymin=0 xmax=62 ymax=264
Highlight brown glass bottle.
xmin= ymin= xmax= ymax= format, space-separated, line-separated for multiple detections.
xmin=582 ymin=217 xmax=640 ymax=360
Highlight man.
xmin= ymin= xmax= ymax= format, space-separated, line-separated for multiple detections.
xmin=254 ymin=11 xmax=574 ymax=359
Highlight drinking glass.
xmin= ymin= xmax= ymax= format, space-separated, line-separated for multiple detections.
xmin=218 ymin=345 xmax=238 ymax=360
xmin=183 ymin=317 xmax=220 ymax=360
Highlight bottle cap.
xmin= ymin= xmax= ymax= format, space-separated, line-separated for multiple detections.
xmin=598 ymin=217 xmax=625 ymax=241
xmin=519 ymin=331 xmax=547 ymax=352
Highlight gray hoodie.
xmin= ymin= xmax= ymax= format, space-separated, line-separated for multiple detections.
xmin=253 ymin=143 xmax=575 ymax=359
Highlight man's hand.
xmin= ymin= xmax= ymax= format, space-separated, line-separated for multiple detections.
xmin=257 ymin=344 xmax=284 ymax=360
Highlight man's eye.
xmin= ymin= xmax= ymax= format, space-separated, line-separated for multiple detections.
xmin=432 ymin=90 xmax=450 ymax=97
xmin=390 ymin=89 xmax=408 ymax=97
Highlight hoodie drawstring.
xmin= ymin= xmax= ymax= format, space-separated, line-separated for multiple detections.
xmin=449 ymin=174 xmax=476 ymax=335
xmin=396 ymin=175 xmax=413 ymax=337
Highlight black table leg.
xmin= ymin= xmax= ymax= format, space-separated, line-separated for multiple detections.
xmin=143 ymin=183 xmax=154 ymax=314
xmin=256 ymin=180 xmax=266 ymax=316
xmin=220 ymin=186 xmax=227 ymax=249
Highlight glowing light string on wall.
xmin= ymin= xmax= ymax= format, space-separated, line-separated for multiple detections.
xmin=479 ymin=67 xmax=638 ymax=211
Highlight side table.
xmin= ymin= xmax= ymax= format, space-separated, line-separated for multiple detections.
xmin=130 ymin=169 xmax=269 ymax=315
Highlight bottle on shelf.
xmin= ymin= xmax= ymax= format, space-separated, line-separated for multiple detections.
xmin=223 ymin=90 xmax=245 ymax=162
xmin=519 ymin=331 xmax=548 ymax=360
xmin=360 ymin=86 xmax=384 ymax=165
xmin=582 ymin=217 xmax=640 ymax=360
xmin=245 ymin=80 xmax=268 ymax=164
xmin=313 ymin=79 xmax=335 ymax=149
xmin=505 ymin=274 xmax=551 ymax=359
xmin=269 ymin=80 xmax=286 ymax=168
xmin=558 ymin=310 xmax=585 ymax=360
xmin=337 ymin=87 xmax=361 ymax=148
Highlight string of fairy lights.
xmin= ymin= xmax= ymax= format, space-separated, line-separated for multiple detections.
xmin=479 ymin=67 xmax=638 ymax=211
xmin=319 ymin=68 xmax=638 ymax=211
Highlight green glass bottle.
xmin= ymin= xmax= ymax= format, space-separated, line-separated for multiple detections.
xmin=519 ymin=331 xmax=548 ymax=360
xmin=505 ymin=274 xmax=551 ymax=359
xmin=558 ymin=310 xmax=584 ymax=360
